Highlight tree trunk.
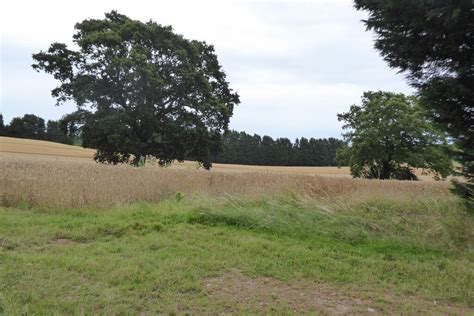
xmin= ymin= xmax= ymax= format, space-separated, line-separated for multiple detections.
xmin=380 ymin=160 xmax=391 ymax=179
xmin=132 ymin=154 xmax=141 ymax=167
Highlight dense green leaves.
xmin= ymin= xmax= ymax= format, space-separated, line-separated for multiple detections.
xmin=337 ymin=91 xmax=452 ymax=180
xmin=0 ymin=114 xmax=4 ymax=136
xmin=45 ymin=120 xmax=73 ymax=144
xmin=4 ymin=114 xmax=46 ymax=140
xmin=32 ymin=11 xmax=239 ymax=168
xmin=213 ymin=130 xmax=344 ymax=166
xmin=1 ymin=114 xmax=75 ymax=144
xmin=353 ymin=1 xmax=472 ymax=199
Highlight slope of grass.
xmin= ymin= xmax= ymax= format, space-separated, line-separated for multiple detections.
xmin=1 ymin=194 xmax=472 ymax=314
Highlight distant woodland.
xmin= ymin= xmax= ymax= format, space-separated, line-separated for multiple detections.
xmin=0 ymin=114 xmax=344 ymax=166
xmin=214 ymin=131 xmax=344 ymax=166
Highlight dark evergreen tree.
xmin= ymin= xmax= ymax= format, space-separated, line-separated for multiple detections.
xmin=261 ymin=136 xmax=276 ymax=165
xmin=0 ymin=114 xmax=5 ymax=136
xmin=274 ymin=138 xmax=293 ymax=165
xmin=354 ymin=0 xmax=473 ymax=200
xmin=213 ymin=130 xmax=345 ymax=166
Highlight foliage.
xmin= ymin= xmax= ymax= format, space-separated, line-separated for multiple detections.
xmin=58 ymin=110 xmax=89 ymax=144
xmin=0 ymin=114 xmax=4 ymax=136
xmin=353 ymin=0 xmax=473 ymax=200
xmin=45 ymin=120 xmax=73 ymax=144
xmin=337 ymin=91 xmax=452 ymax=180
xmin=32 ymin=11 xmax=239 ymax=168
xmin=1 ymin=114 xmax=75 ymax=144
xmin=5 ymin=114 xmax=46 ymax=140
xmin=213 ymin=130 xmax=345 ymax=166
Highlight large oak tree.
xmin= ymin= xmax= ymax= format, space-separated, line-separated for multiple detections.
xmin=32 ymin=11 xmax=239 ymax=168
xmin=337 ymin=91 xmax=452 ymax=180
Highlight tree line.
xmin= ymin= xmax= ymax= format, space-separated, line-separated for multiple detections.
xmin=0 ymin=113 xmax=78 ymax=145
xmin=213 ymin=130 xmax=344 ymax=166
xmin=0 ymin=113 xmax=344 ymax=167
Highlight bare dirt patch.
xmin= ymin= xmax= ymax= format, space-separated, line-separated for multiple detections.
xmin=0 ymin=238 xmax=16 ymax=250
xmin=49 ymin=238 xmax=82 ymax=245
xmin=203 ymin=269 xmax=473 ymax=315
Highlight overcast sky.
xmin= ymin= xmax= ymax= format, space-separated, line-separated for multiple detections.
xmin=0 ymin=0 xmax=412 ymax=140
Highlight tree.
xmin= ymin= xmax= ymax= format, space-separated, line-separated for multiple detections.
xmin=274 ymin=137 xmax=293 ymax=165
xmin=294 ymin=137 xmax=312 ymax=166
xmin=0 ymin=114 xmax=5 ymax=136
xmin=337 ymin=91 xmax=452 ymax=180
xmin=261 ymin=136 xmax=276 ymax=165
xmin=7 ymin=114 xmax=46 ymax=140
xmin=32 ymin=11 xmax=239 ymax=168
xmin=46 ymin=120 xmax=73 ymax=144
xmin=353 ymin=1 xmax=472 ymax=198
xmin=55 ymin=110 xmax=90 ymax=145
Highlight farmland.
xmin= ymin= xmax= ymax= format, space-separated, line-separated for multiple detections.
xmin=0 ymin=137 xmax=473 ymax=314
xmin=0 ymin=136 xmax=350 ymax=176
xmin=0 ymin=136 xmax=438 ymax=178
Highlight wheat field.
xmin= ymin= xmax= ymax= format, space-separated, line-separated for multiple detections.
xmin=0 ymin=136 xmax=350 ymax=176
xmin=0 ymin=137 xmax=450 ymax=208
xmin=0 ymin=136 xmax=438 ymax=177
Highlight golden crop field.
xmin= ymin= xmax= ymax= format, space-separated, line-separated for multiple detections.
xmin=0 ymin=136 xmax=350 ymax=176
xmin=0 ymin=136 xmax=96 ymax=158
xmin=0 ymin=136 xmax=450 ymax=208
xmin=0 ymin=136 xmax=438 ymax=178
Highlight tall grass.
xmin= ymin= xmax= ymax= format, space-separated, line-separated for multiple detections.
xmin=1 ymin=153 xmax=450 ymax=209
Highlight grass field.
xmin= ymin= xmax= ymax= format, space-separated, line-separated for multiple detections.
xmin=1 ymin=137 xmax=473 ymax=314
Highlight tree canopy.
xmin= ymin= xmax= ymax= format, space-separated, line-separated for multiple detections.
xmin=213 ymin=130 xmax=344 ymax=166
xmin=337 ymin=91 xmax=452 ymax=180
xmin=1 ymin=113 xmax=76 ymax=144
xmin=353 ymin=1 xmax=472 ymax=197
xmin=32 ymin=11 xmax=239 ymax=168
xmin=5 ymin=114 xmax=46 ymax=140
xmin=0 ymin=114 xmax=5 ymax=136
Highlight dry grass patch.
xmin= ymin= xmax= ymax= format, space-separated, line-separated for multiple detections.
xmin=0 ymin=152 xmax=450 ymax=209
xmin=204 ymin=269 xmax=472 ymax=315
xmin=204 ymin=268 xmax=370 ymax=314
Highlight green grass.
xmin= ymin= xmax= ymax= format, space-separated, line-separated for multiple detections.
xmin=1 ymin=193 xmax=473 ymax=314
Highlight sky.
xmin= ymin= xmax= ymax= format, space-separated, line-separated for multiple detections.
xmin=0 ymin=0 xmax=413 ymax=140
